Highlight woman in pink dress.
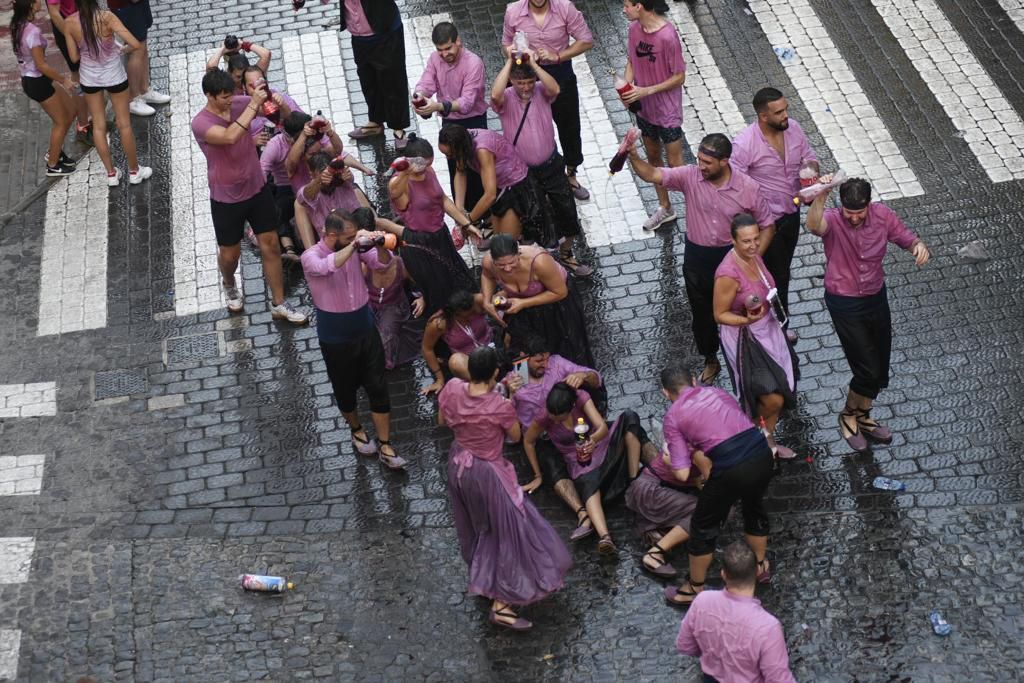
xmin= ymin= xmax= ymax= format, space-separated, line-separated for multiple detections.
xmin=713 ymin=213 xmax=799 ymax=459
xmin=438 ymin=347 xmax=571 ymax=631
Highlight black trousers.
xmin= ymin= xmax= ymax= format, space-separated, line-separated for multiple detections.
xmin=528 ymin=151 xmax=581 ymax=240
xmin=688 ymin=444 xmax=774 ymax=556
xmin=320 ymin=327 xmax=391 ymax=414
xmin=352 ymin=28 xmax=410 ymax=131
xmin=762 ymin=210 xmax=800 ymax=320
xmin=682 ymin=241 xmax=732 ymax=359
xmin=442 ymin=113 xmax=486 ymax=212
xmin=543 ymin=64 xmax=583 ymax=170
xmin=825 ymin=289 xmax=892 ymax=399
xmin=271 ymin=184 xmax=295 ymax=239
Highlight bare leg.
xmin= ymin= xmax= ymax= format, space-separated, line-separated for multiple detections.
xmin=492 ymin=210 xmax=523 ymax=240
xmin=664 ymin=139 xmax=685 ymax=169
xmin=756 ymin=393 xmax=785 ymax=447
xmin=85 ymin=92 xmax=114 ymax=173
xmin=218 ymin=244 xmax=242 ymax=286
xmin=370 ymin=410 xmax=392 ymax=456
xmin=125 ymin=42 xmax=151 ymax=99
xmin=71 ymin=74 xmax=89 ymax=129
xmin=643 ymin=525 xmax=688 ymax=571
xmin=642 ymin=135 xmax=669 ymax=209
xmin=108 ymin=88 xmax=138 ymax=170
xmin=256 ymin=230 xmax=285 ymax=306
xmin=553 ymin=477 xmax=584 ymax=516
xmin=584 ymin=492 xmax=609 ymax=538
xmin=745 ymin=533 xmax=768 ymax=568
xmin=39 ymin=89 xmax=75 ymax=165
xmin=448 ymin=352 xmax=470 ymax=380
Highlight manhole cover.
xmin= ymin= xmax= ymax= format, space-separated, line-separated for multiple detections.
xmin=94 ymin=369 xmax=149 ymax=400
xmin=164 ymin=333 xmax=221 ymax=365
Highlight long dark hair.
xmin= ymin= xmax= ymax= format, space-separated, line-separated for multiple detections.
xmin=76 ymin=0 xmax=101 ymax=55
xmin=10 ymin=0 xmax=34 ymax=58
xmin=442 ymin=290 xmax=475 ymax=326
xmin=437 ymin=124 xmax=474 ymax=173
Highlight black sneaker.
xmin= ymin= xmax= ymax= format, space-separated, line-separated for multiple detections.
xmin=43 ymin=151 xmax=77 ymax=167
xmin=46 ymin=162 xmax=75 ymax=177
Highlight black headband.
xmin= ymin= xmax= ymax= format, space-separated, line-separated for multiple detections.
xmin=698 ymin=145 xmax=727 ymax=160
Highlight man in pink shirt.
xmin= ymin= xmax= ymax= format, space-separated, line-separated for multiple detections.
xmin=503 ymin=0 xmax=594 ymax=200
xmin=731 ymin=88 xmax=818 ymax=343
xmin=191 ymin=69 xmax=308 ymax=324
xmin=491 ymin=53 xmax=591 ymax=276
xmin=806 ymin=178 xmax=930 ymax=453
xmin=300 ymin=210 xmax=407 ymax=470
xmin=658 ymin=366 xmax=776 ymax=609
xmin=413 ymin=22 xmax=489 ymax=209
xmin=622 ymin=0 xmax=687 ymax=231
xmin=676 ymin=540 xmax=796 ymax=682
xmin=629 ymin=133 xmax=776 ymax=385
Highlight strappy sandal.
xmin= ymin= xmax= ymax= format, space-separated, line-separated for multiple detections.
xmin=642 ymin=543 xmax=678 ymax=579
xmin=664 ymin=578 xmax=704 ymax=608
xmin=488 ymin=605 xmax=533 ymax=631
xmin=854 ymin=408 xmax=893 ymax=444
xmin=351 ymin=426 xmax=378 ymax=456
xmin=699 ymin=361 xmax=721 ymax=386
xmin=556 ymin=249 xmax=593 ymax=278
xmin=570 ymin=507 xmax=594 ymax=542
xmin=597 ymin=534 xmax=618 ymax=556
xmin=377 ymin=439 xmax=407 ymax=471
xmin=839 ymin=407 xmax=869 ymax=453
xmin=756 ymin=558 xmax=772 ymax=584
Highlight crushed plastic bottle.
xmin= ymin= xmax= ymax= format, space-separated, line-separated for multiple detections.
xmin=239 ymin=574 xmax=294 ymax=592
xmin=773 ymin=45 xmax=797 ymax=66
xmin=872 ymin=476 xmax=906 ymax=492
xmin=929 ymin=611 xmax=952 ymax=636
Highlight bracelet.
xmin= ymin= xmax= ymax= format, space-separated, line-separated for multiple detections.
xmin=232 ymin=120 xmax=249 ymax=131
xmin=441 ymin=101 xmax=452 ymax=117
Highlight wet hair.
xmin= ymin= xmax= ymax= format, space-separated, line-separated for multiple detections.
xmin=307 ymin=151 xmax=332 ymax=174
xmin=721 ymin=540 xmax=757 ymax=586
xmin=699 ymin=133 xmax=732 ymax=160
xmin=545 ymin=382 xmax=577 ymax=416
xmin=352 ymin=207 xmax=376 ymax=231
xmin=404 ymin=132 xmax=434 ymax=160
xmin=630 ymin=0 xmax=669 ymax=14
xmin=660 ymin=366 xmax=693 ymax=394
xmin=324 ymin=210 xmax=355 ymax=234
xmin=437 ymin=124 xmax=474 ymax=172
xmin=443 ymin=290 xmax=476 ymax=326
xmin=730 ymin=213 xmax=758 ymax=239
xmin=10 ymin=0 xmax=33 ymax=57
xmin=520 ymin=332 xmax=551 ymax=357
xmin=509 ymin=63 xmax=535 ymax=81
xmin=839 ymin=177 xmax=872 ymax=210
xmin=241 ymin=64 xmax=267 ymax=87
xmin=431 ymin=21 xmax=458 ymax=45
xmin=76 ymin=0 xmax=103 ymax=55
xmin=202 ymin=68 xmax=237 ymax=96
xmin=752 ymin=87 xmax=785 ymax=114
xmin=468 ymin=346 xmax=499 ymax=383
xmin=226 ymin=52 xmax=250 ymax=74
xmin=489 ymin=234 xmax=520 ymax=260
xmin=283 ymin=111 xmax=312 ymax=138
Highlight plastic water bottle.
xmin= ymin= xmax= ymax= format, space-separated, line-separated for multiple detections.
xmin=872 ymin=476 xmax=906 ymax=492
xmin=773 ymin=45 xmax=797 ymax=66
xmin=929 ymin=611 xmax=952 ymax=636
xmin=608 ymin=128 xmax=640 ymax=176
xmin=412 ymin=92 xmax=431 ymax=120
xmin=239 ymin=574 xmax=294 ymax=592
xmin=512 ymin=31 xmax=530 ymax=65
xmin=798 ymin=159 xmax=819 ymax=188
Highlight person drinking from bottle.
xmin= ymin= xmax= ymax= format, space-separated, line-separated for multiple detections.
xmin=805 ymin=177 xmax=930 ymax=454
xmin=730 ymin=87 xmax=818 ymax=344
xmin=491 ymin=50 xmax=592 ymax=277
xmin=242 ymin=65 xmax=298 ymax=139
xmin=295 ymin=151 xmax=380 ymax=247
xmin=421 ymin=290 xmax=498 ymax=396
xmin=523 ymin=382 xmax=648 ymax=556
xmin=713 ymin=214 xmax=799 ymax=459
xmin=205 ymin=35 xmax=271 ymax=93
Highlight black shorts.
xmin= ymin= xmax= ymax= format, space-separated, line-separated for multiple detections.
xmin=636 ymin=115 xmax=683 ymax=145
xmin=50 ymin=20 xmax=79 ymax=73
xmin=111 ymin=1 xmax=153 ymax=42
xmin=80 ymin=80 xmax=130 ymax=94
xmin=22 ymin=75 xmax=56 ymax=103
xmin=210 ymin=184 xmax=280 ymax=246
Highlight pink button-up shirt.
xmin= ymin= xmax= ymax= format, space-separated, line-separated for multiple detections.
xmin=502 ymin=0 xmax=593 ymax=61
xmin=343 ymin=0 xmax=373 ymax=36
xmin=493 ymin=82 xmax=557 ymax=167
xmin=677 ymin=589 xmax=796 ymax=683
xmin=511 ymin=355 xmax=601 ymax=428
xmin=191 ymin=98 xmax=266 ymax=204
xmin=300 ymin=240 xmax=387 ymax=314
xmin=663 ymin=386 xmax=754 ymax=471
xmin=297 ymin=175 xmax=363 ymax=239
xmin=730 ymin=119 xmax=817 ymax=221
xmin=661 ymin=166 xmax=775 ymax=247
xmin=469 ymin=128 xmax=528 ymax=188
xmin=415 ymin=47 xmax=488 ymax=120
xmin=820 ymin=203 xmax=918 ymax=298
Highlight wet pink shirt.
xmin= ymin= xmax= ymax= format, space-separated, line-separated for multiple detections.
xmin=17 ymin=23 xmax=46 ymax=78
xmin=663 ymin=386 xmax=754 ymax=471
xmin=300 ymin=239 xmax=388 ymax=313
xmin=661 ymin=166 xmax=775 ymax=247
xmin=511 ymin=354 xmax=601 ymax=427
xmin=192 ymin=97 xmax=267 ymax=204
xmin=677 ymin=589 xmax=796 ymax=683
xmin=715 ymin=250 xmax=776 ymax=316
xmin=443 ymin=314 xmax=494 ymax=355
xmin=259 ymin=132 xmax=329 ymax=192
xmin=250 ymin=91 xmax=302 ymax=141
xmin=46 ymin=0 xmax=77 ymax=19
xmin=820 ymin=203 xmax=918 ymax=298
xmin=469 ymin=128 xmax=528 ymax=189
xmin=343 ymin=0 xmax=373 ymax=36
xmin=502 ymin=0 xmax=593 ymax=61
xmin=297 ymin=175 xmax=363 ymax=239
xmin=394 ymin=166 xmax=446 ymax=233
xmin=535 ymin=390 xmax=609 ymax=480
xmin=627 ymin=20 xmax=686 ymax=129
xmin=730 ymin=119 xmax=817 ymax=221
xmin=415 ymin=47 xmax=488 ymax=120
xmin=493 ymin=82 xmax=557 ymax=168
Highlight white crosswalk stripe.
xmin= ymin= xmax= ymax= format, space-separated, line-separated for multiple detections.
xmin=996 ymin=0 xmax=1024 ymax=30
xmin=872 ymin=0 xmax=1024 ymax=182
xmin=0 ymin=383 xmax=56 ymax=419
xmin=0 ymin=629 xmax=20 ymax=680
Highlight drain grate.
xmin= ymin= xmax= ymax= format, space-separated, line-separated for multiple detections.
xmin=164 ymin=333 xmax=221 ymax=365
xmin=94 ymin=369 xmax=149 ymax=400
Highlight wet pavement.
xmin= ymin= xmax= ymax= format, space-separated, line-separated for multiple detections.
xmin=1 ymin=0 xmax=1024 ymax=680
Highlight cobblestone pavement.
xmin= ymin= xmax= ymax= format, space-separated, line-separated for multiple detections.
xmin=1 ymin=0 xmax=1024 ymax=680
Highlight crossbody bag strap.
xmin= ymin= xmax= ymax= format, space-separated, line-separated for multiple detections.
xmin=512 ymin=99 xmax=533 ymax=147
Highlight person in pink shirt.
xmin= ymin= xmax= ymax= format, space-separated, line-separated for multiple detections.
xmin=658 ymin=367 xmax=776 ymax=608
xmin=420 ymin=291 xmax=496 ymax=395
xmin=438 ymin=346 xmax=571 ymax=632
xmin=300 ymin=209 xmax=407 ymax=470
xmin=205 ymin=36 xmax=272 ymax=93
xmin=622 ymin=0 xmax=687 ymax=231
xmin=806 ymin=178 xmax=930 ymax=453
xmin=294 ymin=151 xmax=377 ymax=248
xmin=502 ymin=0 xmax=595 ymax=200
xmin=45 ymin=0 xmax=91 ymax=144
xmin=731 ymin=88 xmax=818 ymax=344
xmin=629 ymin=133 xmax=776 ymax=386
xmin=413 ymin=22 xmax=488 ymax=210
xmin=676 ymin=540 xmax=796 ymax=682
xmin=241 ymin=66 xmax=298 ymax=140
xmin=191 ymin=69 xmax=308 ymax=324
xmin=491 ymin=52 xmax=591 ymax=277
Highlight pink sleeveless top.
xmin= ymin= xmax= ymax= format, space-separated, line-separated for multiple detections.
xmin=394 ymin=167 xmax=445 ymax=233
xmin=487 ymin=248 xmax=566 ymax=299
xmin=443 ymin=313 xmax=493 ymax=355
xmin=714 ymin=250 xmax=776 ymax=316
xmin=73 ymin=14 xmax=127 ymax=88
xmin=363 ymin=257 xmax=406 ymax=310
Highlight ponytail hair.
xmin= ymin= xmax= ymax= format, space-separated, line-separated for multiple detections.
xmin=10 ymin=0 xmax=34 ymax=58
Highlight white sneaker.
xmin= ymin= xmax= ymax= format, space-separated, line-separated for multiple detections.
xmin=106 ymin=168 xmax=122 ymax=187
xmin=223 ymin=284 xmax=244 ymax=313
xmin=129 ymin=97 xmax=156 ymax=116
xmin=271 ymin=301 xmax=309 ymax=325
xmin=129 ymin=166 xmax=153 ymax=184
xmin=643 ymin=205 xmax=677 ymax=231
xmin=142 ymin=89 xmax=171 ymax=105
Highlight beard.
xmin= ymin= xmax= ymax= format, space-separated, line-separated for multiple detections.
xmin=769 ymin=119 xmax=789 ymax=131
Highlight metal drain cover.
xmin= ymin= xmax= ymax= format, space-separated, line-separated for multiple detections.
xmin=93 ymin=369 xmax=149 ymax=400
xmin=164 ymin=333 xmax=222 ymax=365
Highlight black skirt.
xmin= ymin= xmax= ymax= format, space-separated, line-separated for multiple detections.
xmin=574 ymin=410 xmax=647 ymax=503
xmin=398 ymin=227 xmax=476 ymax=317
xmin=493 ymin=176 xmax=555 ymax=248
xmin=505 ymin=277 xmax=594 ymax=368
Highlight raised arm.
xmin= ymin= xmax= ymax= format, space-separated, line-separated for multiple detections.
xmin=490 ymin=56 xmax=514 ymax=110
xmin=203 ymin=93 xmax=266 ymax=146
xmin=627 ymin=147 xmax=665 ymax=186
xmin=804 ymin=187 xmax=830 ymax=236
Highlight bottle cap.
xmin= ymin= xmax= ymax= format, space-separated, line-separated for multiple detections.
xmin=287 ymin=582 xmax=295 ymax=590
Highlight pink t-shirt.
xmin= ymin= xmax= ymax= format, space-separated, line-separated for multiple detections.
xmin=663 ymin=386 xmax=754 ymax=471
xmin=661 ymin=166 xmax=774 ymax=247
xmin=493 ymin=82 xmax=557 ymax=168
xmin=438 ymin=379 xmax=518 ymax=461
xmin=259 ymin=132 xmax=330 ymax=192
xmin=46 ymin=0 xmax=77 ymax=19
xmin=300 ymin=239 xmax=387 ymax=314
xmin=628 ymin=20 xmax=686 ymax=129
xmin=730 ymin=119 xmax=818 ymax=221
xmin=191 ymin=97 xmax=267 ymax=204
xmin=820 ymin=203 xmax=918 ymax=298
xmin=469 ymin=128 xmax=528 ymax=189
xmin=17 ymin=23 xmax=46 ymax=78
xmin=535 ymin=389 xmax=610 ymax=481
xmin=297 ymin=177 xmax=363 ymax=239
xmin=714 ymin=250 xmax=776 ymax=316
xmin=343 ymin=0 xmax=373 ymax=36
